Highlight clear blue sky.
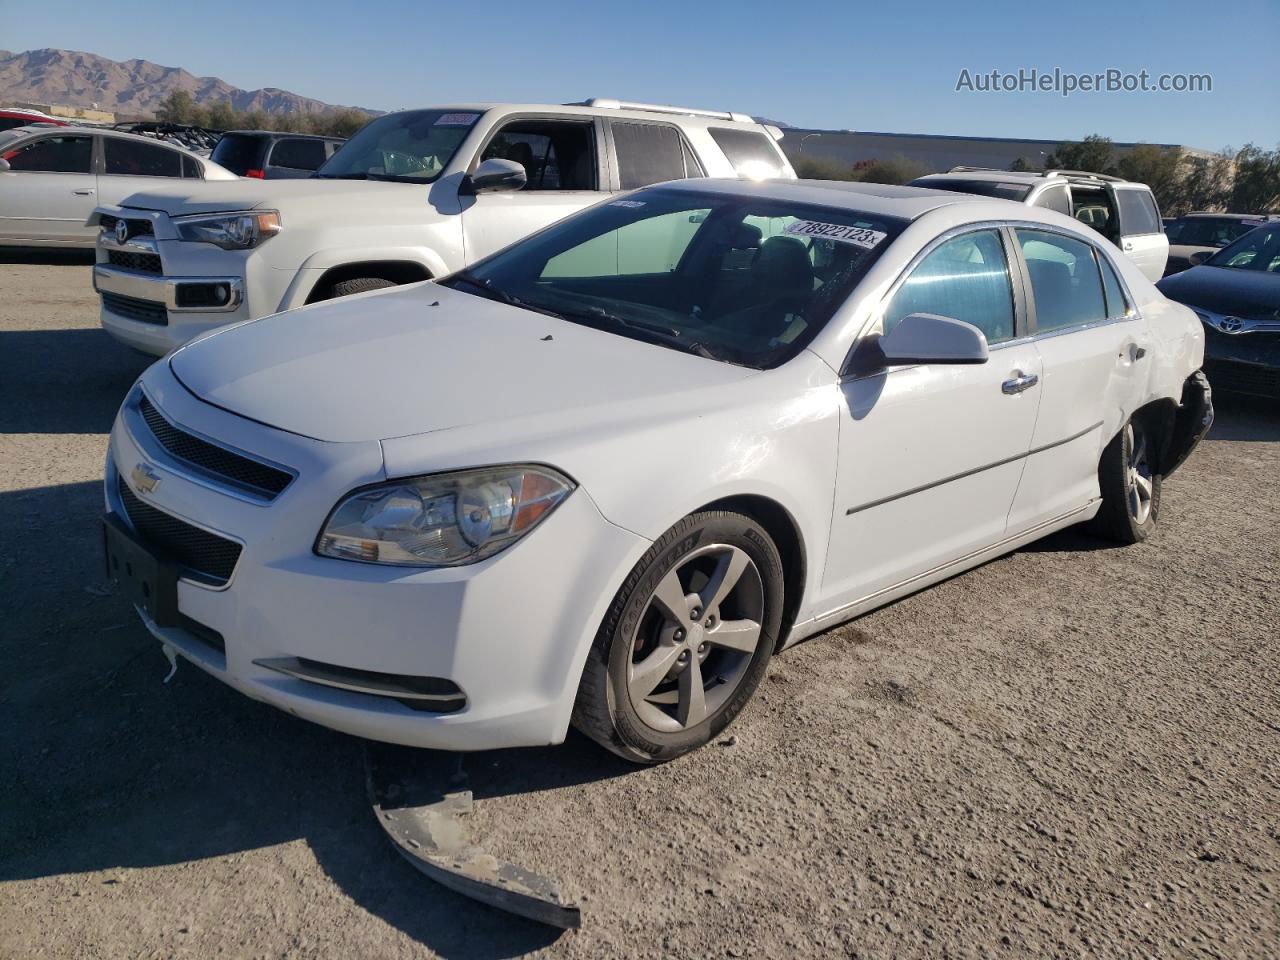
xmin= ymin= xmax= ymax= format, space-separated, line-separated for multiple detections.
xmin=3 ymin=0 xmax=1276 ymax=149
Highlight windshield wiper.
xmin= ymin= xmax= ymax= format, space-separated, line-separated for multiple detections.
xmin=447 ymin=272 xmax=567 ymax=320
xmin=557 ymin=305 xmax=723 ymax=362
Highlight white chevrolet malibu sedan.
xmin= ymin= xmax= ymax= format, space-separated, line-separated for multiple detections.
xmin=103 ymin=179 xmax=1212 ymax=763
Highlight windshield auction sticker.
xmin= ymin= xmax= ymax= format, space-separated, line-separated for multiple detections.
xmin=784 ymin=220 xmax=887 ymax=249
xmin=435 ymin=113 xmax=480 ymax=126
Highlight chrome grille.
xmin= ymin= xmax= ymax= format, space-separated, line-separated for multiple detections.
xmin=99 ymin=214 xmax=154 ymax=237
xmin=139 ymin=395 xmax=293 ymax=498
xmin=102 ymin=292 xmax=167 ymax=325
xmin=116 ymin=475 xmax=242 ymax=585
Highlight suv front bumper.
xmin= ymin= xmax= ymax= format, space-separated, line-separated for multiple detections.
xmin=95 ymin=264 xmax=246 ymax=355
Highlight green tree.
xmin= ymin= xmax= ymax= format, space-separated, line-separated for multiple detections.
xmin=791 ymin=154 xmax=856 ymax=180
xmin=1008 ymin=156 xmax=1036 ymax=172
xmin=1046 ymin=134 xmax=1115 ymax=174
xmin=1175 ymin=151 xmax=1232 ymax=214
xmin=155 ymin=89 xmax=196 ymax=124
xmin=1228 ymin=144 xmax=1280 ymax=214
xmin=206 ymin=100 xmax=238 ymax=131
xmin=1114 ymin=144 xmax=1184 ymax=213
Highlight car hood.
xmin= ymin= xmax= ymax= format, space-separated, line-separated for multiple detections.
xmin=1157 ymin=265 xmax=1280 ymax=320
xmin=121 ymin=177 xmax=426 ymax=217
xmin=168 ymin=283 xmax=757 ymax=444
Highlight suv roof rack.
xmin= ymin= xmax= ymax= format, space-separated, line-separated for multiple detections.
xmin=570 ymin=98 xmax=754 ymax=124
xmin=946 ymin=165 xmax=1128 ymax=183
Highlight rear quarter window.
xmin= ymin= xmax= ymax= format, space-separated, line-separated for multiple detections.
xmin=708 ymin=127 xmax=786 ymax=178
xmin=269 ymin=138 xmax=328 ymax=171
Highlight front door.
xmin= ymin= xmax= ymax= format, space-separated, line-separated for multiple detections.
xmin=0 ymin=133 xmax=96 ymax=244
xmin=823 ymin=227 xmax=1042 ymax=608
xmin=461 ymin=117 xmax=606 ymax=262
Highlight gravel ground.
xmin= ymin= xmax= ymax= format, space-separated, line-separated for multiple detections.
xmin=1 ymin=252 xmax=1277 ymax=960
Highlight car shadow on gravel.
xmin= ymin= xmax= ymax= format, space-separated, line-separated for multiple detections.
xmin=0 ymin=249 xmax=96 ymax=265
xmin=1207 ymin=393 xmax=1280 ymax=441
xmin=0 ymin=478 xmax=628 ymax=958
xmin=0 ymin=329 xmax=149 ymax=433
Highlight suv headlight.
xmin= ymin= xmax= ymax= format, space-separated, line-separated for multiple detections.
xmin=316 ymin=465 xmax=575 ymax=567
xmin=174 ymin=210 xmax=281 ymax=250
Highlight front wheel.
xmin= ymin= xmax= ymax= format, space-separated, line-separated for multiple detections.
xmin=1090 ymin=417 xmax=1161 ymax=543
xmin=572 ymin=511 xmax=784 ymax=764
xmin=326 ymin=277 xmax=396 ymax=299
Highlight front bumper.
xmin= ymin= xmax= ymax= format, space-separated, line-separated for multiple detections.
xmin=95 ymin=264 xmax=246 ymax=355
xmin=1201 ymin=325 xmax=1280 ymax=400
xmin=105 ymin=364 xmax=649 ymax=750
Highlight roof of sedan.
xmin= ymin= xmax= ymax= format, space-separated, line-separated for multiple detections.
xmin=660 ymin=177 xmax=987 ymax=219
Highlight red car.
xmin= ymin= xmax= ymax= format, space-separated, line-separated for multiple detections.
xmin=0 ymin=109 xmax=69 ymax=133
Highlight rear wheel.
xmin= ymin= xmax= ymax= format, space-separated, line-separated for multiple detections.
xmin=326 ymin=276 xmax=396 ymax=299
xmin=1090 ymin=417 xmax=1161 ymax=543
xmin=572 ymin=511 xmax=784 ymax=764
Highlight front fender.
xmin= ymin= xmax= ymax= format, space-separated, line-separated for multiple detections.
xmin=281 ymin=245 xmax=456 ymax=309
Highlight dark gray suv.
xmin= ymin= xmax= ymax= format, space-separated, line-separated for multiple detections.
xmin=210 ymin=131 xmax=345 ymax=179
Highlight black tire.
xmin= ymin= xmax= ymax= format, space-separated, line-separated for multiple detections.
xmin=327 ymin=277 xmax=396 ymax=299
xmin=1089 ymin=416 xmax=1161 ymax=544
xmin=572 ymin=511 xmax=785 ymax=764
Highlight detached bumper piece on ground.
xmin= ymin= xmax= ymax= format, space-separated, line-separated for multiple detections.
xmin=364 ymin=746 xmax=582 ymax=929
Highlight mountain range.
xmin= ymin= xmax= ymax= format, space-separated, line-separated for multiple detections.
xmin=0 ymin=48 xmax=375 ymax=117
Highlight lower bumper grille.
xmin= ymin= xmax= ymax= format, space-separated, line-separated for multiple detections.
xmin=103 ymin=292 xmax=168 ymax=326
xmin=1205 ymin=359 xmax=1280 ymax=400
xmin=116 ymin=474 xmax=242 ymax=585
xmin=107 ymin=249 xmax=162 ymax=274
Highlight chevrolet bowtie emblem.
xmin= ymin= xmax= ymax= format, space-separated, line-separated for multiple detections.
xmin=132 ymin=462 xmax=161 ymax=494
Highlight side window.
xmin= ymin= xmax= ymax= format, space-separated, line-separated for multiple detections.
xmin=1016 ymin=229 xmax=1107 ymax=333
xmin=181 ymin=154 xmax=202 ymax=179
xmin=611 ymin=121 xmax=701 ymax=189
xmin=1115 ymin=189 xmax=1161 ymax=236
xmin=708 ymin=127 xmax=785 ymax=178
xmin=5 ymin=135 xmax=92 ymax=173
xmin=269 ymin=138 xmax=327 ymax=171
xmin=543 ymin=208 xmax=710 ymax=278
xmin=1097 ymin=253 xmax=1132 ymax=319
xmin=1036 ymin=184 xmax=1072 ymax=216
xmin=480 ymin=120 xmax=596 ymax=191
xmin=884 ymin=229 xmax=1015 ymax=344
xmin=104 ymin=138 xmax=182 ymax=178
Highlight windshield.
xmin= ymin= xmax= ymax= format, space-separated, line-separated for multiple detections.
xmin=1168 ymin=217 xmax=1265 ymax=246
xmin=1207 ymin=223 xmax=1280 ymax=272
xmin=913 ymin=177 xmax=1033 ymax=202
xmin=316 ymin=109 xmax=481 ymax=183
xmin=439 ymin=187 xmax=906 ymax=369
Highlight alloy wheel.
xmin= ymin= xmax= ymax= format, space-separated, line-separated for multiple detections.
xmin=626 ymin=544 xmax=765 ymax=733
xmin=1125 ymin=421 xmax=1154 ymax=525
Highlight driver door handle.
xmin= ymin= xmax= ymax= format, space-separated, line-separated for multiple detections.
xmin=1002 ymin=372 xmax=1039 ymax=395
xmin=73 ymin=188 xmax=95 ymax=195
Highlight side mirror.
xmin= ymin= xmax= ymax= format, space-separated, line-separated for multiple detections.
xmin=0 ymin=158 xmax=10 ymax=172
xmin=1189 ymin=250 xmax=1214 ymax=266
xmin=872 ymin=313 xmax=990 ymax=368
xmin=465 ymin=158 xmax=526 ymax=195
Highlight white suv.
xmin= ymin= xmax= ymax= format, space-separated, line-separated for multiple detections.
xmin=90 ymin=99 xmax=794 ymax=355
xmin=911 ymin=168 xmax=1169 ymax=281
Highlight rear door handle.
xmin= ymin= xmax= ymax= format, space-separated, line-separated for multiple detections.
xmin=1002 ymin=373 xmax=1039 ymax=395
xmin=73 ymin=188 xmax=95 ymax=195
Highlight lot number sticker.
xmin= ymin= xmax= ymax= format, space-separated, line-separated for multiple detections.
xmin=435 ymin=113 xmax=479 ymax=126
xmin=784 ymin=220 xmax=887 ymax=249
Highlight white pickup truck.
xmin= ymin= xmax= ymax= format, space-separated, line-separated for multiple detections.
xmin=90 ymin=99 xmax=794 ymax=355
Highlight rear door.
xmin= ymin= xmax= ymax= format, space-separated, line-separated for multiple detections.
xmin=98 ymin=136 xmax=191 ymax=208
xmin=0 ymin=133 xmax=97 ymax=244
xmin=1111 ymin=185 xmax=1168 ymax=281
xmin=1006 ymin=227 xmax=1151 ymax=531
xmin=460 ymin=115 xmax=607 ymax=262
xmin=824 ymin=226 xmax=1043 ymax=607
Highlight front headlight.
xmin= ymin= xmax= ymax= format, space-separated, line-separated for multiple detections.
xmin=316 ymin=465 xmax=575 ymax=567
xmin=174 ymin=210 xmax=282 ymax=250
